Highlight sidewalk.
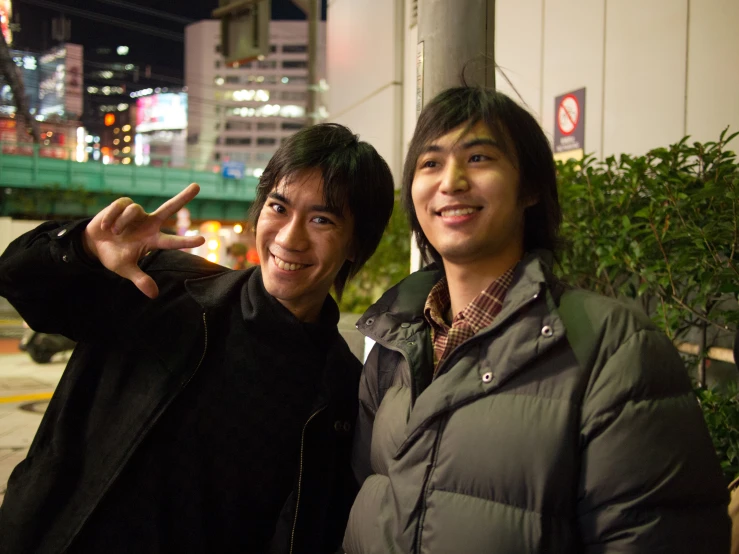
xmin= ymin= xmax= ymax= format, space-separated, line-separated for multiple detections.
xmin=0 ymin=342 xmax=67 ymax=505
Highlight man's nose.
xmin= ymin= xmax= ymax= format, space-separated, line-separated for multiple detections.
xmin=439 ymin=159 xmax=470 ymax=194
xmin=275 ymin=217 xmax=309 ymax=251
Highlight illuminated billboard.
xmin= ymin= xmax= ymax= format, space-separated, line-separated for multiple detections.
xmin=136 ymin=92 xmax=187 ymax=133
xmin=38 ymin=43 xmax=83 ymax=119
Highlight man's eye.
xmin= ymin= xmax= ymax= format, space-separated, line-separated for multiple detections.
xmin=312 ymin=216 xmax=334 ymax=225
xmin=420 ymin=160 xmax=438 ymax=169
xmin=469 ymin=154 xmax=489 ymax=163
xmin=270 ymin=203 xmax=286 ymax=214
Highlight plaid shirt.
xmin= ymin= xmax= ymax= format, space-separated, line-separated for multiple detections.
xmin=424 ymin=267 xmax=515 ymax=374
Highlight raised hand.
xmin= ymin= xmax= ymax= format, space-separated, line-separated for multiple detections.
xmin=83 ymin=183 xmax=206 ymax=299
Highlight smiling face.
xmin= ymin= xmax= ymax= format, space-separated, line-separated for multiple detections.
xmin=411 ymin=120 xmax=531 ymax=275
xmin=256 ymin=169 xmax=355 ymax=322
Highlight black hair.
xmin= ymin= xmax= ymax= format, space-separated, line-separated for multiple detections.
xmin=249 ymin=123 xmax=395 ymax=298
xmin=402 ymin=86 xmax=561 ymax=267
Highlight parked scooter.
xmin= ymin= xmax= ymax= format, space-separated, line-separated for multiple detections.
xmin=18 ymin=322 xmax=76 ymax=364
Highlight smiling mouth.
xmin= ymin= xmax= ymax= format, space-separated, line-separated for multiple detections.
xmin=273 ymin=254 xmax=309 ymax=271
xmin=438 ymin=207 xmax=480 ymax=217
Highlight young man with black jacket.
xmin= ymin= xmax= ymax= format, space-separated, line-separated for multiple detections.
xmin=0 ymin=123 xmax=395 ymax=554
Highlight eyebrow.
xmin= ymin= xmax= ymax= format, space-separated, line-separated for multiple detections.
xmin=420 ymin=137 xmax=501 ymax=155
xmin=268 ymin=191 xmax=345 ymax=219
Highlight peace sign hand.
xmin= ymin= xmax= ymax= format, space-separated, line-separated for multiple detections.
xmin=83 ymin=183 xmax=206 ymax=299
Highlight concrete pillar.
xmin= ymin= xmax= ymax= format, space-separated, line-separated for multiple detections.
xmin=307 ymin=0 xmax=320 ymax=125
xmin=410 ymin=0 xmax=495 ymax=271
xmin=417 ymin=0 xmax=496 ymax=109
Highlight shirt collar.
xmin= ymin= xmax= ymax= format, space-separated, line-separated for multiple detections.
xmin=423 ymin=266 xmax=516 ymax=334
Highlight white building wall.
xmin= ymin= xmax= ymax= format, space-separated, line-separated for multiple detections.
xmin=538 ymin=1 xmax=606 ymax=156
xmin=494 ymin=0 xmax=544 ymax=121
xmin=686 ymin=0 xmax=739 ymax=145
xmin=495 ymin=0 xmax=739 ymax=158
xmin=601 ymin=0 xmax=688 ymax=156
xmin=326 ymin=0 xmax=406 ymax=183
xmin=328 ymin=0 xmax=739 ymax=168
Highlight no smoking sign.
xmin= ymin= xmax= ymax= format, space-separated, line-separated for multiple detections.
xmin=557 ymin=94 xmax=579 ymax=135
xmin=553 ymin=88 xmax=586 ymax=155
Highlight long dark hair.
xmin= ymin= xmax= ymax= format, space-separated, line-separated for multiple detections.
xmin=402 ymin=87 xmax=561 ymax=267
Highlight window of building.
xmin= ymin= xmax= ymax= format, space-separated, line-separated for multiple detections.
xmin=214 ymin=152 xmax=221 ymax=161
xmin=282 ymin=60 xmax=308 ymax=69
xmin=282 ymin=44 xmax=308 ymax=54
xmin=229 ymin=151 xmax=250 ymax=162
xmin=285 ymin=75 xmax=307 ymax=84
xmin=257 ymin=122 xmax=276 ymax=131
xmin=270 ymin=45 xmax=277 ymax=53
xmin=225 ymin=75 xmax=240 ymax=84
xmin=225 ymin=137 xmax=252 ymax=146
xmin=256 ymin=152 xmax=273 ymax=162
xmin=257 ymin=137 xmax=277 ymax=146
xmin=258 ymin=60 xmax=277 ymax=69
xmin=225 ymin=120 xmax=252 ymax=131
xmin=215 ymin=44 xmax=222 ymax=53
xmin=281 ymin=91 xmax=307 ymax=101
xmin=281 ymin=122 xmax=304 ymax=131
xmin=215 ymin=60 xmax=221 ymax=69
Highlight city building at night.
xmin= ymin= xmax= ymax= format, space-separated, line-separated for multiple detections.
xmin=83 ymin=44 xmax=173 ymax=165
xmin=0 ymin=43 xmax=85 ymax=161
xmin=185 ymin=19 xmax=325 ymax=175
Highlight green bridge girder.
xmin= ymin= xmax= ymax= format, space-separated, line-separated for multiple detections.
xmin=0 ymin=150 xmax=259 ymax=222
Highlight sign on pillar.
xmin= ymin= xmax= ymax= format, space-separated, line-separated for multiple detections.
xmin=553 ymin=87 xmax=586 ymax=162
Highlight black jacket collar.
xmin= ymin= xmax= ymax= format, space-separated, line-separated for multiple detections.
xmin=184 ymin=266 xmax=340 ymax=331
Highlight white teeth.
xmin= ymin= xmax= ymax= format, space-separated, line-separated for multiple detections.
xmin=440 ymin=207 xmax=476 ymax=217
xmin=274 ymin=255 xmax=306 ymax=271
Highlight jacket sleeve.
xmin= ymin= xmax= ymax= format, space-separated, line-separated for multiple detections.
xmin=577 ymin=327 xmax=730 ymax=553
xmin=0 ymin=219 xmax=130 ymax=341
xmin=350 ymin=342 xmax=383 ymax=486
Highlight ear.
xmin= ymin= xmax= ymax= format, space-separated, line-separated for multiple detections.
xmin=346 ymin=238 xmax=357 ymax=263
xmin=522 ymin=194 xmax=539 ymax=209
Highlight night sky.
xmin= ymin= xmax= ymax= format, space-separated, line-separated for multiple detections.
xmin=10 ymin=0 xmax=324 ymax=82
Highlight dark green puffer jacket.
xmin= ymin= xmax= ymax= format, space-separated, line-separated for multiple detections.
xmin=343 ymin=252 xmax=729 ymax=554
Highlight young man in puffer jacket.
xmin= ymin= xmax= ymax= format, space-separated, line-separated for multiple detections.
xmin=342 ymin=87 xmax=730 ymax=554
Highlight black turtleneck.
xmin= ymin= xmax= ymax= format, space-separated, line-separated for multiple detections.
xmin=71 ymin=268 xmax=340 ymax=553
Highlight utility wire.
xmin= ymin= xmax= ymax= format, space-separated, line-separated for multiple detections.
xmin=16 ymin=0 xmax=184 ymax=42
xmin=92 ymin=0 xmax=196 ymax=25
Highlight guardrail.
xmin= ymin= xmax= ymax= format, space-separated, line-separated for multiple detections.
xmin=0 ymin=143 xmax=260 ymax=221
xmin=0 ymin=142 xmax=258 ymax=200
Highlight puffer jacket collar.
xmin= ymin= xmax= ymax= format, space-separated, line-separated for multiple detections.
xmin=356 ymin=251 xmax=566 ymax=447
xmin=358 ymin=250 xmax=555 ymax=342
